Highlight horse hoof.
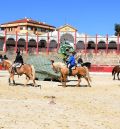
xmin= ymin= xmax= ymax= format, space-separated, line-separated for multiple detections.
xmin=76 ymin=85 xmax=80 ymax=87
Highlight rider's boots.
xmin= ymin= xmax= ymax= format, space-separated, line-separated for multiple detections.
xmin=69 ymin=68 xmax=72 ymax=76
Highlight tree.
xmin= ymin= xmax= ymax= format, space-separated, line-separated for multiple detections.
xmin=114 ymin=24 xmax=120 ymax=36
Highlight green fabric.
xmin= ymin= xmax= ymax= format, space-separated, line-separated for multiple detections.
xmin=58 ymin=41 xmax=74 ymax=56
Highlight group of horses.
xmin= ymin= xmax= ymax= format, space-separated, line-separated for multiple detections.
xmin=1 ymin=58 xmax=119 ymax=87
xmin=0 ymin=59 xmax=93 ymax=87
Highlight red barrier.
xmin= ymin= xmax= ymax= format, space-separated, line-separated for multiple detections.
xmin=89 ymin=65 xmax=114 ymax=72
xmin=0 ymin=65 xmax=2 ymax=70
xmin=0 ymin=64 xmax=114 ymax=72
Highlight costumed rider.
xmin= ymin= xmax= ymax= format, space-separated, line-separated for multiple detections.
xmin=67 ymin=51 xmax=76 ymax=76
xmin=12 ymin=49 xmax=24 ymax=72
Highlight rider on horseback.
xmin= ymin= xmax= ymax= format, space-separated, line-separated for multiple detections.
xmin=12 ymin=49 xmax=24 ymax=73
xmin=67 ymin=51 xmax=76 ymax=76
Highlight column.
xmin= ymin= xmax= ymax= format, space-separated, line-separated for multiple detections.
xmin=117 ymin=34 xmax=119 ymax=54
xmin=95 ymin=34 xmax=98 ymax=54
xmin=57 ymin=30 xmax=60 ymax=52
xmin=106 ymin=34 xmax=108 ymax=54
xmin=36 ymin=32 xmax=39 ymax=55
xmin=84 ymin=34 xmax=87 ymax=55
xmin=74 ymin=30 xmax=77 ymax=50
xmin=26 ymin=32 xmax=28 ymax=54
xmin=46 ymin=32 xmax=49 ymax=55
xmin=3 ymin=30 xmax=7 ymax=52
xmin=15 ymin=31 xmax=18 ymax=52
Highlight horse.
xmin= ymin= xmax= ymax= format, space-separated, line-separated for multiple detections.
xmin=0 ymin=59 xmax=37 ymax=86
xmin=112 ymin=65 xmax=120 ymax=80
xmin=51 ymin=60 xmax=91 ymax=87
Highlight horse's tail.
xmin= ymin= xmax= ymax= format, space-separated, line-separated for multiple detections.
xmin=84 ymin=66 xmax=92 ymax=82
xmin=31 ymin=65 xmax=35 ymax=80
xmin=112 ymin=67 xmax=115 ymax=76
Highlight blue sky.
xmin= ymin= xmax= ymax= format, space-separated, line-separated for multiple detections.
xmin=0 ymin=0 xmax=120 ymax=35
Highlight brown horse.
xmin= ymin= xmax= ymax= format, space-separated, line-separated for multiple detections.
xmin=112 ymin=65 xmax=120 ymax=80
xmin=51 ymin=60 xmax=91 ymax=87
xmin=0 ymin=60 xmax=36 ymax=86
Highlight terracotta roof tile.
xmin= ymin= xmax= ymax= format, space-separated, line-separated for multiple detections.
xmin=1 ymin=18 xmax=55 ymax=28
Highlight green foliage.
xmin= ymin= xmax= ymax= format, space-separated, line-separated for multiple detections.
xmin=58 ymin=41 xmax=74 ymax=55
xmin=114 ymin=24 xmax=120 ymax=36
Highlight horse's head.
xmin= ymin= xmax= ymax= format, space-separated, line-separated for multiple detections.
xmin=51 ymin=60 xmax=58 ymax=73
xmin=2 ymin=60 xmax=12 ymax=70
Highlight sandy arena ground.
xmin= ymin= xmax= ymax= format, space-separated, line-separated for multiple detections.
xmin=0 ymin=72 xmax=120 ymax=129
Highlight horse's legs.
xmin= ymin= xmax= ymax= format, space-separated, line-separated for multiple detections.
xmin=117 ymin=72 xmax=120 ymax=80
xmin=24 ymin=76 xmax=29 ymax=86
xmin=84 ymin=76 xmax=91 ymax=87
xmin=61 ymin=75 xmax=67 ymax=87
xmin=8 ymin=78 xmax=10 ymax=83
xmin=76 ymin=75 xmax=81 ymax=87
xmin=113 ymin=73 xmax=115 ymax=80
xmin=11 ymin=74 xmax=15 ymax=85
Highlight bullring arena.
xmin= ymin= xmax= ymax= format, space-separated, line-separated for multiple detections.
xmin=0 ymin=71 xmax=120 ymax=129
xmin=0 ymin=21 xmax=120 ymax=129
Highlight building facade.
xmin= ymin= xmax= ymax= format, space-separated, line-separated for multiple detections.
xmin=0 ymin=19 xmax=119 ymax=55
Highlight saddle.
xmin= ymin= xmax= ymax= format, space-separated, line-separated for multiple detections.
xmin=71 ymin=66 xmax=76 ymax=70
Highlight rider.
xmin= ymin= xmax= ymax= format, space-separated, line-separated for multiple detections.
xmin=0 ymin=54 xmax=3 ymax=63
xmin=12 ymin=49 xmax=24 ymax=72
xmin=77 ymin=55 xmax=83 ymax=66
xmin=67 ymin=51 xmax=76 ymax=76
xmin=3 ymin=55 xmax=8 ymax=60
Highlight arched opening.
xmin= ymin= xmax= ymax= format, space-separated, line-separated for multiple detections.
xmin=87 ymin=41 xmax=95 ymax=49
xmin=98 ymin=41 xmax=106 ymax=49
xmin=60 ymin=33 xmax=74 ymax=43
xmin=38 ymin=40 xmax=47 ymax=52
xmin=28 ymin=39 xmax=36 ymax=54
xmin=49 ymin=40 xmax=57 ymax=52
xmin=0 ymin=37 xmax=4 ymax=51
xmin=108 ymin=41 xmax=117 ymax=53
xmin=76 ymin=41 xmax=85 ymax=50
xmin=108 ymin=41 xmax=117 ymax=49
xmin=17 ymin=38 xmax=26 ymax=51
xmin=6 ymin=38 xmax=15 ymax=51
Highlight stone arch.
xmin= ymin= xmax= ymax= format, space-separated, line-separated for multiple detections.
xmin=28 ymin=39 xmax=37 ymax=53
xmin=98 ymin=41 xmax=106 ymax=49
xmin=38 ymin=40 xmax=47 ymax=48
xmin=87 ymin=41 xmax=95 ymax=49
xmin=17 ymin=38 xmax=26 ymax=51
xmin=38 ymin=40 xmax=47 ymax=52
xmin=0 ymin=37 xmax=4 ymax=51
xmin=49 ymin=40 xmax=57 ymax=48
xmin=76 ymin=40 xmax=85 ymax=50
xmin=6 ymin=38 xmax=15 ymax=51
xmin=108 ymin=41 xmax=117 ymax=49
xmin=60 ymin=33 xmax=74 ymax=43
